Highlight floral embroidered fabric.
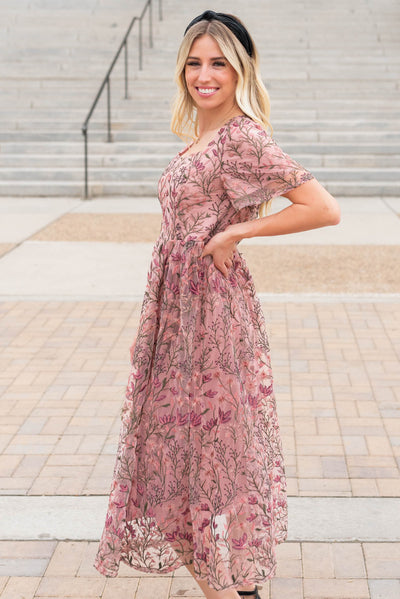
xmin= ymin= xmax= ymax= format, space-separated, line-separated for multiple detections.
xmin=94 ymin=115 xmax=315 ymax=590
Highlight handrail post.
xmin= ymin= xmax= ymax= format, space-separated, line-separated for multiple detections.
xmin=124 ymin=40 xmax=129 ymax=99
xmin=149 ymin=0 xmax=153 ymax=49
xmin=83 ymin=126 xmax=89 ymax=199
xmin=107 ymin=77 xmax=112 ymax=142
xmin=138 ymin=18 xmax=143 ymax=70
xmin=158 ymin=0 xmax=162 ymax=21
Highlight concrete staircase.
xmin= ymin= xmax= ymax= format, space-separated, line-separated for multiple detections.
xmin=0 ymin=0 xmax=399 ymax=198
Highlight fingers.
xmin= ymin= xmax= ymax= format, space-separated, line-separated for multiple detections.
xmin=213 ymin=256 xmax=233 ymax=278
xmin=201 ymin=247 xmax=235 ymax=278
xmin=216 ymin=264 xmax=229 ymax=277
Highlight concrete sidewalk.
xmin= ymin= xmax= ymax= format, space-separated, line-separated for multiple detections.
xmin=0 ymin=196 xmax=399 ymax=300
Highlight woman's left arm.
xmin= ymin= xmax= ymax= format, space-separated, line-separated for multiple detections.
xmin=201 ymin=178 xmax=341 ymax=276
xmin=232 ymin=178 xmax=340 ymax=239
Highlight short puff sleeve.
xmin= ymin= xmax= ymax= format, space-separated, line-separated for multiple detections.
xmin=221 ymin=117 xmax=315 ymax=212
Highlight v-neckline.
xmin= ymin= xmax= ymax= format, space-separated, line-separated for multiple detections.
xmin=178 ymin=114 xmax=247 ymax=159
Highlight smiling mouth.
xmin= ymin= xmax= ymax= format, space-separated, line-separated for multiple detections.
xmin=196 ymin=87 xmax=218 ymax=95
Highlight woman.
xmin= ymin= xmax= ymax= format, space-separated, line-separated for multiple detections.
xmin=94 ymin=10 xmax=340 ymax=599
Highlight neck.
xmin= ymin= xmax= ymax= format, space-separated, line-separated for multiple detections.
xmin=196 ymin=105 xmax=243 ymax=137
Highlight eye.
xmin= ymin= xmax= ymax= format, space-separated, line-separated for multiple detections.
xmin=186 ymin=61 xmax=199 ymax=66
xmin=214 ymin=61 xmax=226 ymax=67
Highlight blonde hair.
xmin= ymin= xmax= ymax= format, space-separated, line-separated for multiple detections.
xmin=171 ymin=17 xmax=274 ymax=217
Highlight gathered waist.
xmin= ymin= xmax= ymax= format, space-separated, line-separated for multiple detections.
xmin=155 ymin=233 xmax=207 ymax=248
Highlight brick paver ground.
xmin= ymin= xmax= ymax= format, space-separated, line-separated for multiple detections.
xmin=1 ymin=299 xmax=399 ymax=498
xmin=1 ymin=540 xmax=400 ymax=598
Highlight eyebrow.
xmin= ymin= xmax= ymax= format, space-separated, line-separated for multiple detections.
xmin=186 ymin=56 xmax=226 ymax=60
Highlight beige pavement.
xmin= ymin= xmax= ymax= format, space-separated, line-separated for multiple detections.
xmin=0 ymin=299 xmax=399 ymax=498
xmin=0 ymin=296 xmax=400 ymax=598
xmin=29 ymin=211 xmax=400 ymax=294
xmin=2 ymin=540 xmax=400 ymax=599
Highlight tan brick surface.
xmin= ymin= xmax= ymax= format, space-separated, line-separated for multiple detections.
xmin=270 ymin=577 xmax=303 ymax=598
xmin=376 ymin=478 xmax=400 ymax=496
xmin=102 ymin=577 xmax=140 ymax=598
xmin=1 ymin=300 xmax=399 ymax=497
xmin=2 ymin=540 xmax=400 ymax=597
xmin=169 ymin=576 xmax=203 ymax=596
xmin=45 ymin=542 xmax=88 ymax=577
xmin=0 ymin=541 xmax=56 ymax=559
xmin=35 ymin=576 xmax=105 ymax=597
xmin=303 ymin=578 xmax=370 ymax=598
xmin=135 ymin=577 xmax=171 ymax=599
xmin=331 ymin=543 xmax=367 ymax=578
xmin=302 ymin=543 xmax=335 ymax=579
xmin=363 ymin=543 xmax=400 ymax=578
xmin=1 ymin=577 xmax=41 ymax=599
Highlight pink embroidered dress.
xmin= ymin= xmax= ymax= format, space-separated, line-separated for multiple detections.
xmin=94 ymin=114 xmax=314 ymax=590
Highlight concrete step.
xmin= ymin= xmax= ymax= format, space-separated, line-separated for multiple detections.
xmin=2 ymin=141 xmax=399 ymax=156
xmin=1 ymin=166 xmax=398 ymax=183
xmin=2 ymin=130 xmax=400 ymax=143
xmin=1 ymin=100 xmax=399 ymax=113
xmin=0 ymin=0 xmax=398 ymax=198
xmin=3 ymin=153 xmax=399 ymax=169
xmin=1 ymin=180 xmax=398 ymax=198
xmin=5 ymin=119 xmax=400 ymax=132
xmin=1 ymin=106 xmax=400 ymax=119
xmin=2 ymin=88 xmax=399 ymax=104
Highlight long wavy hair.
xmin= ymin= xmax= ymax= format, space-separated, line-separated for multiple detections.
xmin=171 ymin=16 xmax=273 ymax=217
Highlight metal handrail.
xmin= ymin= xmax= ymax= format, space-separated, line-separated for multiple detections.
xmin=81 ymin=0 xmax=163 ymax=199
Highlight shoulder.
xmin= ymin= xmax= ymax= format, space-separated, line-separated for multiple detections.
xmin=226 ymin=115 xmax=268 ymax=138
xmin=224 ymin=114 xmax=272 ymax=146
xmin=222 ymin=115 xmax=273 ymax=157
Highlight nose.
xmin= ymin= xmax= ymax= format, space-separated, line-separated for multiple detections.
xmin=197 ymin=63 xmax=212 ymax=83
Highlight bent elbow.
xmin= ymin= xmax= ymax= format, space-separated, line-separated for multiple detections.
xmin=328 ymin=205 xmax=341 ymax=225
xmin=324 ymin=197 xmax=341 ymax=226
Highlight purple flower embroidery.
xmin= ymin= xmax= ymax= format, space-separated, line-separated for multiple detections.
xmin=154 ymin=393 xmax=167 ymax=402
xmin=190 ymin=411 xmax=202 ymax=427
xmin=248 ymin=394 xmax=258 ymax=408
xmin=259 ymin=383 xmax=273 ymax=396
xmin=159 ymin=414 xmax=176 ymax=425
xmin=189 ymin=280 xmax=200 ymax=295
xmin=198 ymin=518 xmax=210 ymax=532
xmin=218 ymin=408 xmax=231 ymax=423
xmin=177 ymin=411 xmax=189 ymax=426
xmin=232 ymin=532 xmax=247 ymax=549
xmin=203 ymin=417 xmax=218 ymax=431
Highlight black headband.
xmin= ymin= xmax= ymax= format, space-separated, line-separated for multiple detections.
xmin=184 ymin=10 xmax=254 ymax=58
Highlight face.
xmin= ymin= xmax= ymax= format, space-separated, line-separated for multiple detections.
xmin=184 ymin=34 xmax=238 ymax=114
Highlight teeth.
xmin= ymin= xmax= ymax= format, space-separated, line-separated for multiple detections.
xmin=198 ymin=88 xmax=217 ymax=94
